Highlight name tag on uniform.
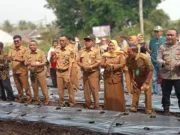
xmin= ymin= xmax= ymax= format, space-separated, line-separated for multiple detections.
xmin=136 ymin=69 xmax=140 ymax=76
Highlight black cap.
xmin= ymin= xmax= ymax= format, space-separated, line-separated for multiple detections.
xmin=0 ymin=42 xmax=4 ymax=48
xmin=68 ymin=36 xmax=75 ymax=41
xmin=84 ymin=34 xmax=96 ymax=41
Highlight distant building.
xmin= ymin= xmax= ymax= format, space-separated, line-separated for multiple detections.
xmin=10 ymin=29 xmax=44 ymax=43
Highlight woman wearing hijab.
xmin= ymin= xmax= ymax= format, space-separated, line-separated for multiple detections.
xmin=101 ymin=40 xmax=126 ymax=112
xmin=128 ymin=35 xmax=137 ymax=47
xmin=137 ymin=33 xmax=149 ymax=54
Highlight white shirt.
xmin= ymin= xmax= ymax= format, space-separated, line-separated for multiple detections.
xmin=47 ymin=47 xmax=55 ymax=67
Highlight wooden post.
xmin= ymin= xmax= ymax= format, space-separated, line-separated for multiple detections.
xmin=139 ymin=0 xmax=144 ymax=34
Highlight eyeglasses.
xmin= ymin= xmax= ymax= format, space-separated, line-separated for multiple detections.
xmin=154 ymin=31 xmax=159 ymax=33
xmin=166 ymin=34 xmax=175 ymax=37
xmin=14 ymin=40 xmax=20 ymax=43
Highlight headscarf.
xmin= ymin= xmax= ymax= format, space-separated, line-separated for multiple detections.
xmin=129 ymin=35 xmax=137 ymax=45
xmin=102 ymin=40 xmax=124 ymax=57
xmin=137 ymin=33 xmax=144 ymax=43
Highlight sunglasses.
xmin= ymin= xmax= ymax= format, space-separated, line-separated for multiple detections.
xmin=59 ymin=40 xmax=65 ymax=42
xmin=154 ymin=31 xmax=159 ymax=33
xmin=14 ymin=40 xmax=20 ymax=43
xmin=166 ymin=34 xmax=175 ymax=37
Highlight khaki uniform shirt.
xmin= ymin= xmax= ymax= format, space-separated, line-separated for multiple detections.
xmin=78 ymin=47 xmax=101 ymax=72
xmin=127 ymin=53 xmax=153 ymax=84
xmin=8 ymin=46 xmax=28 ymax=74
xmin=0 ymin=51 xmax=9 ymax=80
xmin=157 ymin=42 xmax=180 ymax=80
xmin=101 ymin=53 xmax=125 ymax=84
xmin=24 ymin=49 xmax=46 ymax=73
xmin=55 ymin=47 xmax=73 ymax=70
xmin=66 ymin=44 xmax=77 ymax=62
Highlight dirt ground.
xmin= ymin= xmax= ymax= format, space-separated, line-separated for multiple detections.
xmin=0 ymin=120 xmax=106 ymax=135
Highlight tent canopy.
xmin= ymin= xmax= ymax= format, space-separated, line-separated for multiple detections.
xmin=0 ymin=29 xmax=13 ymax=46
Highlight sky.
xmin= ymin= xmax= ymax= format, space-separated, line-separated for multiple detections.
xmin=0 ymin=0 xmax=56 ymax=25
xmin=157 ymin=0 xmax=180 ymax=20
xmin=0 ymin=0 xmax=179 ymax=26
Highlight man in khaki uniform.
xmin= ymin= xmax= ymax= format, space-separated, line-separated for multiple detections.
xmin=24 ymin=40 xmax=49 ymax=105
xmin=157 ymin=28 xmax=180 ymax=115
xmin=77 ymin=34 xmax=101 ymax=109
xmin=67 ymin=37 xmax=80 ymax=91
xmin=127 ymin=46 xmax=153 ymax=114
xmin=119 ymin=36 xmax=132 ymax=94
xmin=0 ymin=42 xmax=14 ymax=101
xmin=8 ymin=35 xmax=32 ymax=103
xmin=52 ymin=35 xmax=75 ymax=107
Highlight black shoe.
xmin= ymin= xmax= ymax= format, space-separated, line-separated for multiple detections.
xmin=163 ymin=106 xmax=170 ymax=116
xmin=164 ymin=110 xmax=170 ymax=116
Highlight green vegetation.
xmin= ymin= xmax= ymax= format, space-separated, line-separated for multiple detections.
xmin=4 ymin=42 xmax=51 ymax=54
xmin=2 ymin=0 xmax=180 ymax=52
xmin=45 ymin=0 xmax=165 ymax=38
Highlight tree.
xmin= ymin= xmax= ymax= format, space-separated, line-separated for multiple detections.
xmin=2 ymin=20 xmax=14 ymax=32
xmin=148 ymin=9 xmax=170 ymax=26
xmin=45 ymin=0 xmax=164 ymax=35
xmin=18 ymin=20 xmax=28 ymax=30
xmin=41 ymin=21 xmax=60 ymax=43
xmin=27 ymin=21 xmax=37 ymax=30
xmin=18 ymin=20 xmax=37 ymax=30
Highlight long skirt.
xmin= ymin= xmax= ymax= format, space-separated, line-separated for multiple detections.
xmin=104 ymin=76 xmax=126 ymax=112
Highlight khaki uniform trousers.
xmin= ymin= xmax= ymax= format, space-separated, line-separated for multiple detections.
xmin=13 ymin=73 xmax=32 ymax=101
xmin=132 ymin=78 xmax=152 ymax=113
xmin=57 ymin=71 xmax=75 ymax=106
xmin=70 ymin=63 xmax=80 ymax=90
xmin=83 ymin=71 xmax=100 ymax=108
xmin=31 ymin=70 xmax=49 ymax=102
xmin=124 ymin=69 xmax=132 ymax=94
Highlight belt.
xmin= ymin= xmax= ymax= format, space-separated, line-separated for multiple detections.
xmin=83 ymin=71 xmax=96 ymax=75
xmin=31 ymin=69 xmax=44 ymax=74
xmin=57 ymin=68 xmax=68 ymax=73
xmin=104 ymin=70 xmax=121 ymax=74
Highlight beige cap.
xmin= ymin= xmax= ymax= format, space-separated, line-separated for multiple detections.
xmin=96 ymin=38 xmax=101 ymax=44
xmin=154 ymin=26 xmax=163 ymax=31
xmin=75 ymin=37 xmax=79 ymax=42
xmin=101 ymin=37 xmax=106 ymax=41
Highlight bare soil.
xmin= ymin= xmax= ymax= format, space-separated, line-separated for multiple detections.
xmin=0 ymin=120 xmax=106 ymax=135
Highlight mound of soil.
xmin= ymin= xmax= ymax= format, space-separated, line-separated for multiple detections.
xmin=0 ymin=120 xmax=106 ymax=135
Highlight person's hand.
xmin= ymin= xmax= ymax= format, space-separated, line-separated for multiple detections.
xmin=175 ymin=62 xmax=180 ymax=67
xmin=159 ymin=45 xmax=164 ymax=51
xmin=30 ymin=61 xmax=37 ymax=67
xmin=11 ymin=57 xmax=17 ymax=61
xmin=84 ymin=66 xmax=91 ymax=71
xmin=164 ymin=60 xmax=171 ymax=65
xmin=141 ymin=83 xmax=149 ymax=91
xmin=105 ymin=64 xmax=111 ymax=72
xmin=51 ymin=51 xmax=56 ymax=56
xmin=67 ymin=73 xmax=71 ymax=82
xmin=101 ymin=63 xmax=107 ymax=68
xmin=132 ymin=79 xmax=138 ymax=89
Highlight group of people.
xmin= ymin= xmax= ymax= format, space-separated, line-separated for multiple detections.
xmin=0 ymin=26 xmax=180 ymax=116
